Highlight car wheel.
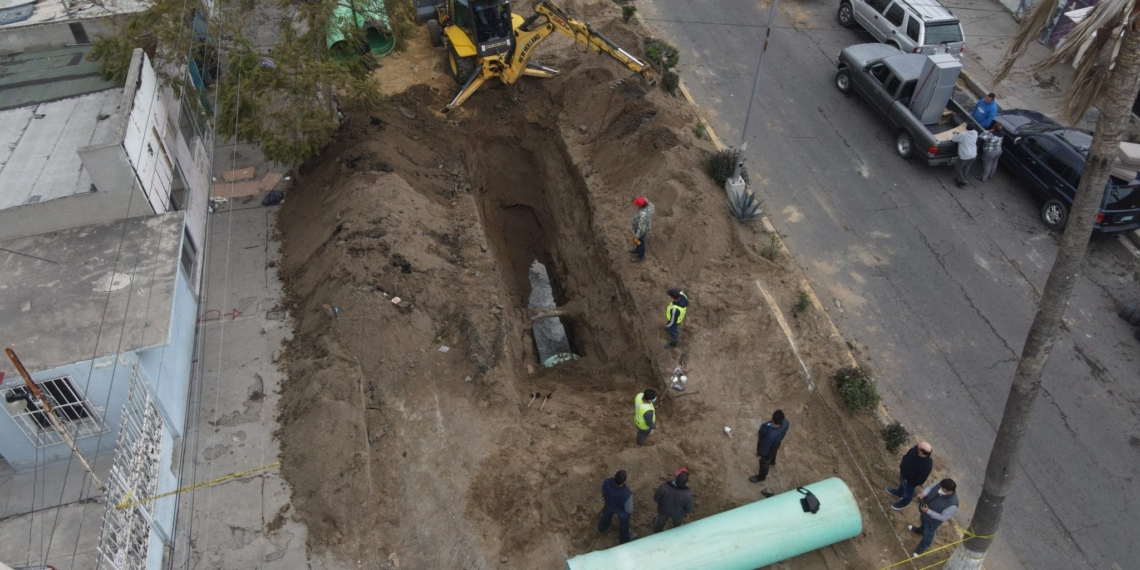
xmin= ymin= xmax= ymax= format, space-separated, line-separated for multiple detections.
xmin=1130 ymin=313 xmax=1140 ymax=326
xmin=448 ymin=44 xmax=476 ymax=84
xmin=428 ymin=19 xmax=443 ymax=48
xmin=1041 ymin=199 xmax=1069 ymax=230
xmin=838 ymin=2 xmax=855 ymax=28
xmin=1134 ymin=328 xmax=1140 ymax=343
xmin=895 ymin=131 xmax=915 ymax=160
xmin=835 ymin=69 xmax=853 ymax=94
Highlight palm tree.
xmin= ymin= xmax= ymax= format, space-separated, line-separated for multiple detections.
xmin=944 ymin=3 xmax=1140 ymax=569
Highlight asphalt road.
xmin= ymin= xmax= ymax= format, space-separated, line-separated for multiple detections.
xmin=637 ymin=1 xmax=1140 ymax=568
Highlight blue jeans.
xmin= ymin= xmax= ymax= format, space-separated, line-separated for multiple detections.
xmin=915 ymin=515 xmax=941 ymax=553
xmin=633 ymin=236 xmax=646 ymax=259
xmin=888 ymin=474 xmax=916 ymax=508
xmin=666 ymin=324 xmax=679 ymax=341
xmin=598 ymin=505 xmax=632 ymax=543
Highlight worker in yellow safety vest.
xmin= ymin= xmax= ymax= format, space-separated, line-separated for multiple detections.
xmin=635 ymin=389 xmax=659 ymax=446
xmin=664 ymin=288 xmax=689 ymax=349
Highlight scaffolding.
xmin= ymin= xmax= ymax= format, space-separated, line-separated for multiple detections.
xmin=97 ymin=365 xmax=165 ymax=570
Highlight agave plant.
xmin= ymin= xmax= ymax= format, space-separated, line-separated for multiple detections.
xmin=725 ymin=189 xmax=764 ymax=222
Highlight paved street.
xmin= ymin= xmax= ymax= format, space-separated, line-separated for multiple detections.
xmin=639 ymin=1 xmax=1140 ymax=568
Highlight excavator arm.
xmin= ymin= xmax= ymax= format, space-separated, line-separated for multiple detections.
xmin=528 ymin=1 xmax=655 ymax=83
xmin=445 ymin=0 xmax=655 ymax=109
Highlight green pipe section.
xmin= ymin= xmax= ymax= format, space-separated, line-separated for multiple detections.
xmin=566 ymin=477 xmax=862 ymax=570
xmin=328 ymin=0 xmax=395 ymax=61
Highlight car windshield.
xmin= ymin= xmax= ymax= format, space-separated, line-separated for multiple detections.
xmin=924 ymin=22 xmax=963 ymax=44
xmin=1106 ymin=179 xmax=1140 ymax=211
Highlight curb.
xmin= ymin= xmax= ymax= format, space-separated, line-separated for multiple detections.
xmin=959 ymin=68 xmax=989 ymax=101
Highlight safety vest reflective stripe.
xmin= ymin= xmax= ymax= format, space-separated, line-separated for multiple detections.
xmin=634 ymin=393 xmax=655 ymax=430
xmin=665 ymin=292 xmax=688 ymax=324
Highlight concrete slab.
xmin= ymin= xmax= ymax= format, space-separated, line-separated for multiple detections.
xmin=168 ymin=202 xmax=306 ymax=569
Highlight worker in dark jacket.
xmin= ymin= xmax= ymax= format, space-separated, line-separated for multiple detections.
xmin=886 ymin=442 xmax=933 ymax=510
xmin=908 ymin=479 xmax=959 ymax=557
xmin=652 ymin=468 xmax=694 ymax=532
xmin=750 ymin=410 xmax=788 ymax=483
xmin=598 ymin=470 xmax=636 ymax=543
xmin=664 ymin=288 xmax=689 ymax=349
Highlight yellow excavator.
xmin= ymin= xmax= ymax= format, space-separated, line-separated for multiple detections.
xmin=414 ymin=0 xmax=656 ymax=109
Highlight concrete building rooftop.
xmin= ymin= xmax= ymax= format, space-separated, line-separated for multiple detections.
xmin=0 ymin=84 xmax=122 ymax=211
xmin=0 ymin=0 xmax=148 ymax=31
xmin=0 ymin=45 xmax=119 ymax=111
xmin=0 ymin=213 xmax=181 ymax=374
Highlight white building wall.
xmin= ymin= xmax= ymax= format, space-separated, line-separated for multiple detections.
xmin=123 ymin=53 xmax=175 ymax=216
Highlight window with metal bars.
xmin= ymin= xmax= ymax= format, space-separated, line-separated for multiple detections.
xmin=1 ymin=377 xmax=104 ymax=447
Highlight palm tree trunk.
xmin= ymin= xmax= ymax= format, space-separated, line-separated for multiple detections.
xmin=944 ymin=26 xmax=1140 ymax=570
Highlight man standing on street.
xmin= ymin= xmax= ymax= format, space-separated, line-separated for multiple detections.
xmin=653 ymin=468 xmax=694 ymax=532
xmin=976 ymin=123 xmax=1005 ymax=182
xmin=951 ymin=126 xmax=978 ymax=187
xmin=971 ymin=93 xmax=998 ymax=128
xmin=886 ymin=441 xmax=933 ymax=510
xmin=750 ymin=410 xmax=788 ymax=483
xmin=635 ymin=389 xmax=659 ymax=446
xmin=598 ymin=470 xmax=636 ymax=543
xmin=630 ymin=196 xmax=655 ymax=263
xmin=908 ymin=478 xmax=959 ymax=557
xmin=664 ymin=288 xmax=689 ymax=349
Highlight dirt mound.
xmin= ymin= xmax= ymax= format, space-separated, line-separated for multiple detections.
xmin=275 ymin=7 xmax=920 ymax=569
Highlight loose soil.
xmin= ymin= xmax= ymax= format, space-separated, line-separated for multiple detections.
xmin=275 ymin=3 xmax=957 ymax=568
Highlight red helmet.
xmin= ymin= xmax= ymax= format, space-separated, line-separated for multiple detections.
xmin=633 ymin=196 xmax=648 ymax=207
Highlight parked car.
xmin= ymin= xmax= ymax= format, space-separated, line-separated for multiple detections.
xmin=835 ymin=43 xmax=979 ymax=165
xmin=993 ymin=109 xmax=1140 ymax=233
xmin=837 ymin=0 xmax=965 ymax=59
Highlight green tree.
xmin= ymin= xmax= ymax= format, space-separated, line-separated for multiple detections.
xmin=90 ymin=0 xmax=383 ymax=166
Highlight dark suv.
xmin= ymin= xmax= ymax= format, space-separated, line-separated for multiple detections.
xmin=994 ymin=109 xmax=1140 ymax=233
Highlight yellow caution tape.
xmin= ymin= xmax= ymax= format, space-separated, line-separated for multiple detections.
xmin=875 ymin=529 xmax=997 ymax=570
xmin=115 ymin=461 xmax=281 ymax=510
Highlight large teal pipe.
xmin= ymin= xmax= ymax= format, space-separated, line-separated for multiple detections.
xmin=566 ymin=477 xmax=862 ymax=570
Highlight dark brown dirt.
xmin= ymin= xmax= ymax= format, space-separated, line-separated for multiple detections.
xmin=273 ymin=3 xmax=957 ymax=568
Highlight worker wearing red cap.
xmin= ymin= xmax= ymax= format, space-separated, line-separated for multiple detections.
xmin=630 ymin=196 xmax=655 ymax=263
xmin=652 ymin=468 xmax=694 ymax=532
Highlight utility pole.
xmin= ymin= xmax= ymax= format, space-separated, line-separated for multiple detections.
xmin=725 ymin=0 xmax=780 ymax=196
xmin=5 ymin=348 xmax=106 ymax=494
xmin=944 ymin=23 xmax=1140 ymax=570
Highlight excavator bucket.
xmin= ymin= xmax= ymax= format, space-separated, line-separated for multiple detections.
xmin=616 ymin=74 xmax=656 ymax=99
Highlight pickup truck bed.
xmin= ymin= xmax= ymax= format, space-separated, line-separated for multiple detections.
xmin=835 ymin=44 xmax=981 ymax=166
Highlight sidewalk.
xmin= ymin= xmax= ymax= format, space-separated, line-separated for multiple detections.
xmin=165 ymin=144 xmax=322 ymax=569
xmin=949 ymin=0 xmax=1140 ymax=251
xmin=948 ymin=0 xmax=1095 ymax=128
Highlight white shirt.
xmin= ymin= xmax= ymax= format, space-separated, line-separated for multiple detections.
xmin=951 ymin=130 xmax=978 ymax=160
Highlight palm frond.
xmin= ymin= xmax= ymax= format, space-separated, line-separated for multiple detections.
xmin=1036 ymin=0 xmax=1133 ymax=71
xmin=994 ymin=0 xmax=1060 ymax=84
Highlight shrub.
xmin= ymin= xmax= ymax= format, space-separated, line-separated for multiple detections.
xmin=621 ymin=4 xmax=637 ymax=23
xmin=694 ymin=121 xmax=707 ymax=140
xmin=833 ymin=365 xmax=880 ymax=413
xmin=661 ymin=70 xmax=680 ymax=96
xmin=760 ymin=233 xmax=782 ymax=262
xmin=882 ymin=421 xmax=910 ymax=454
xmin=706 ymin=148 xmax=749 ymax=187
xmin=792 ymin=290 xmax=811 ymax=316
xmin=644 ymin=37 xmax=680 ymax=70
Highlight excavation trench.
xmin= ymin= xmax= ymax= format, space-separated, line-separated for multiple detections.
xmin=465 ymin=124 xmax=650 ymax=376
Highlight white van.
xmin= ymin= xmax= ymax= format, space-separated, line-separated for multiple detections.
xmin=838 ymin=0 xmax=965 ymax=59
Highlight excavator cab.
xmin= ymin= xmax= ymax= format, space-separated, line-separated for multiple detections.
xmin=469 ymin=0 xmax=512 ymax=54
